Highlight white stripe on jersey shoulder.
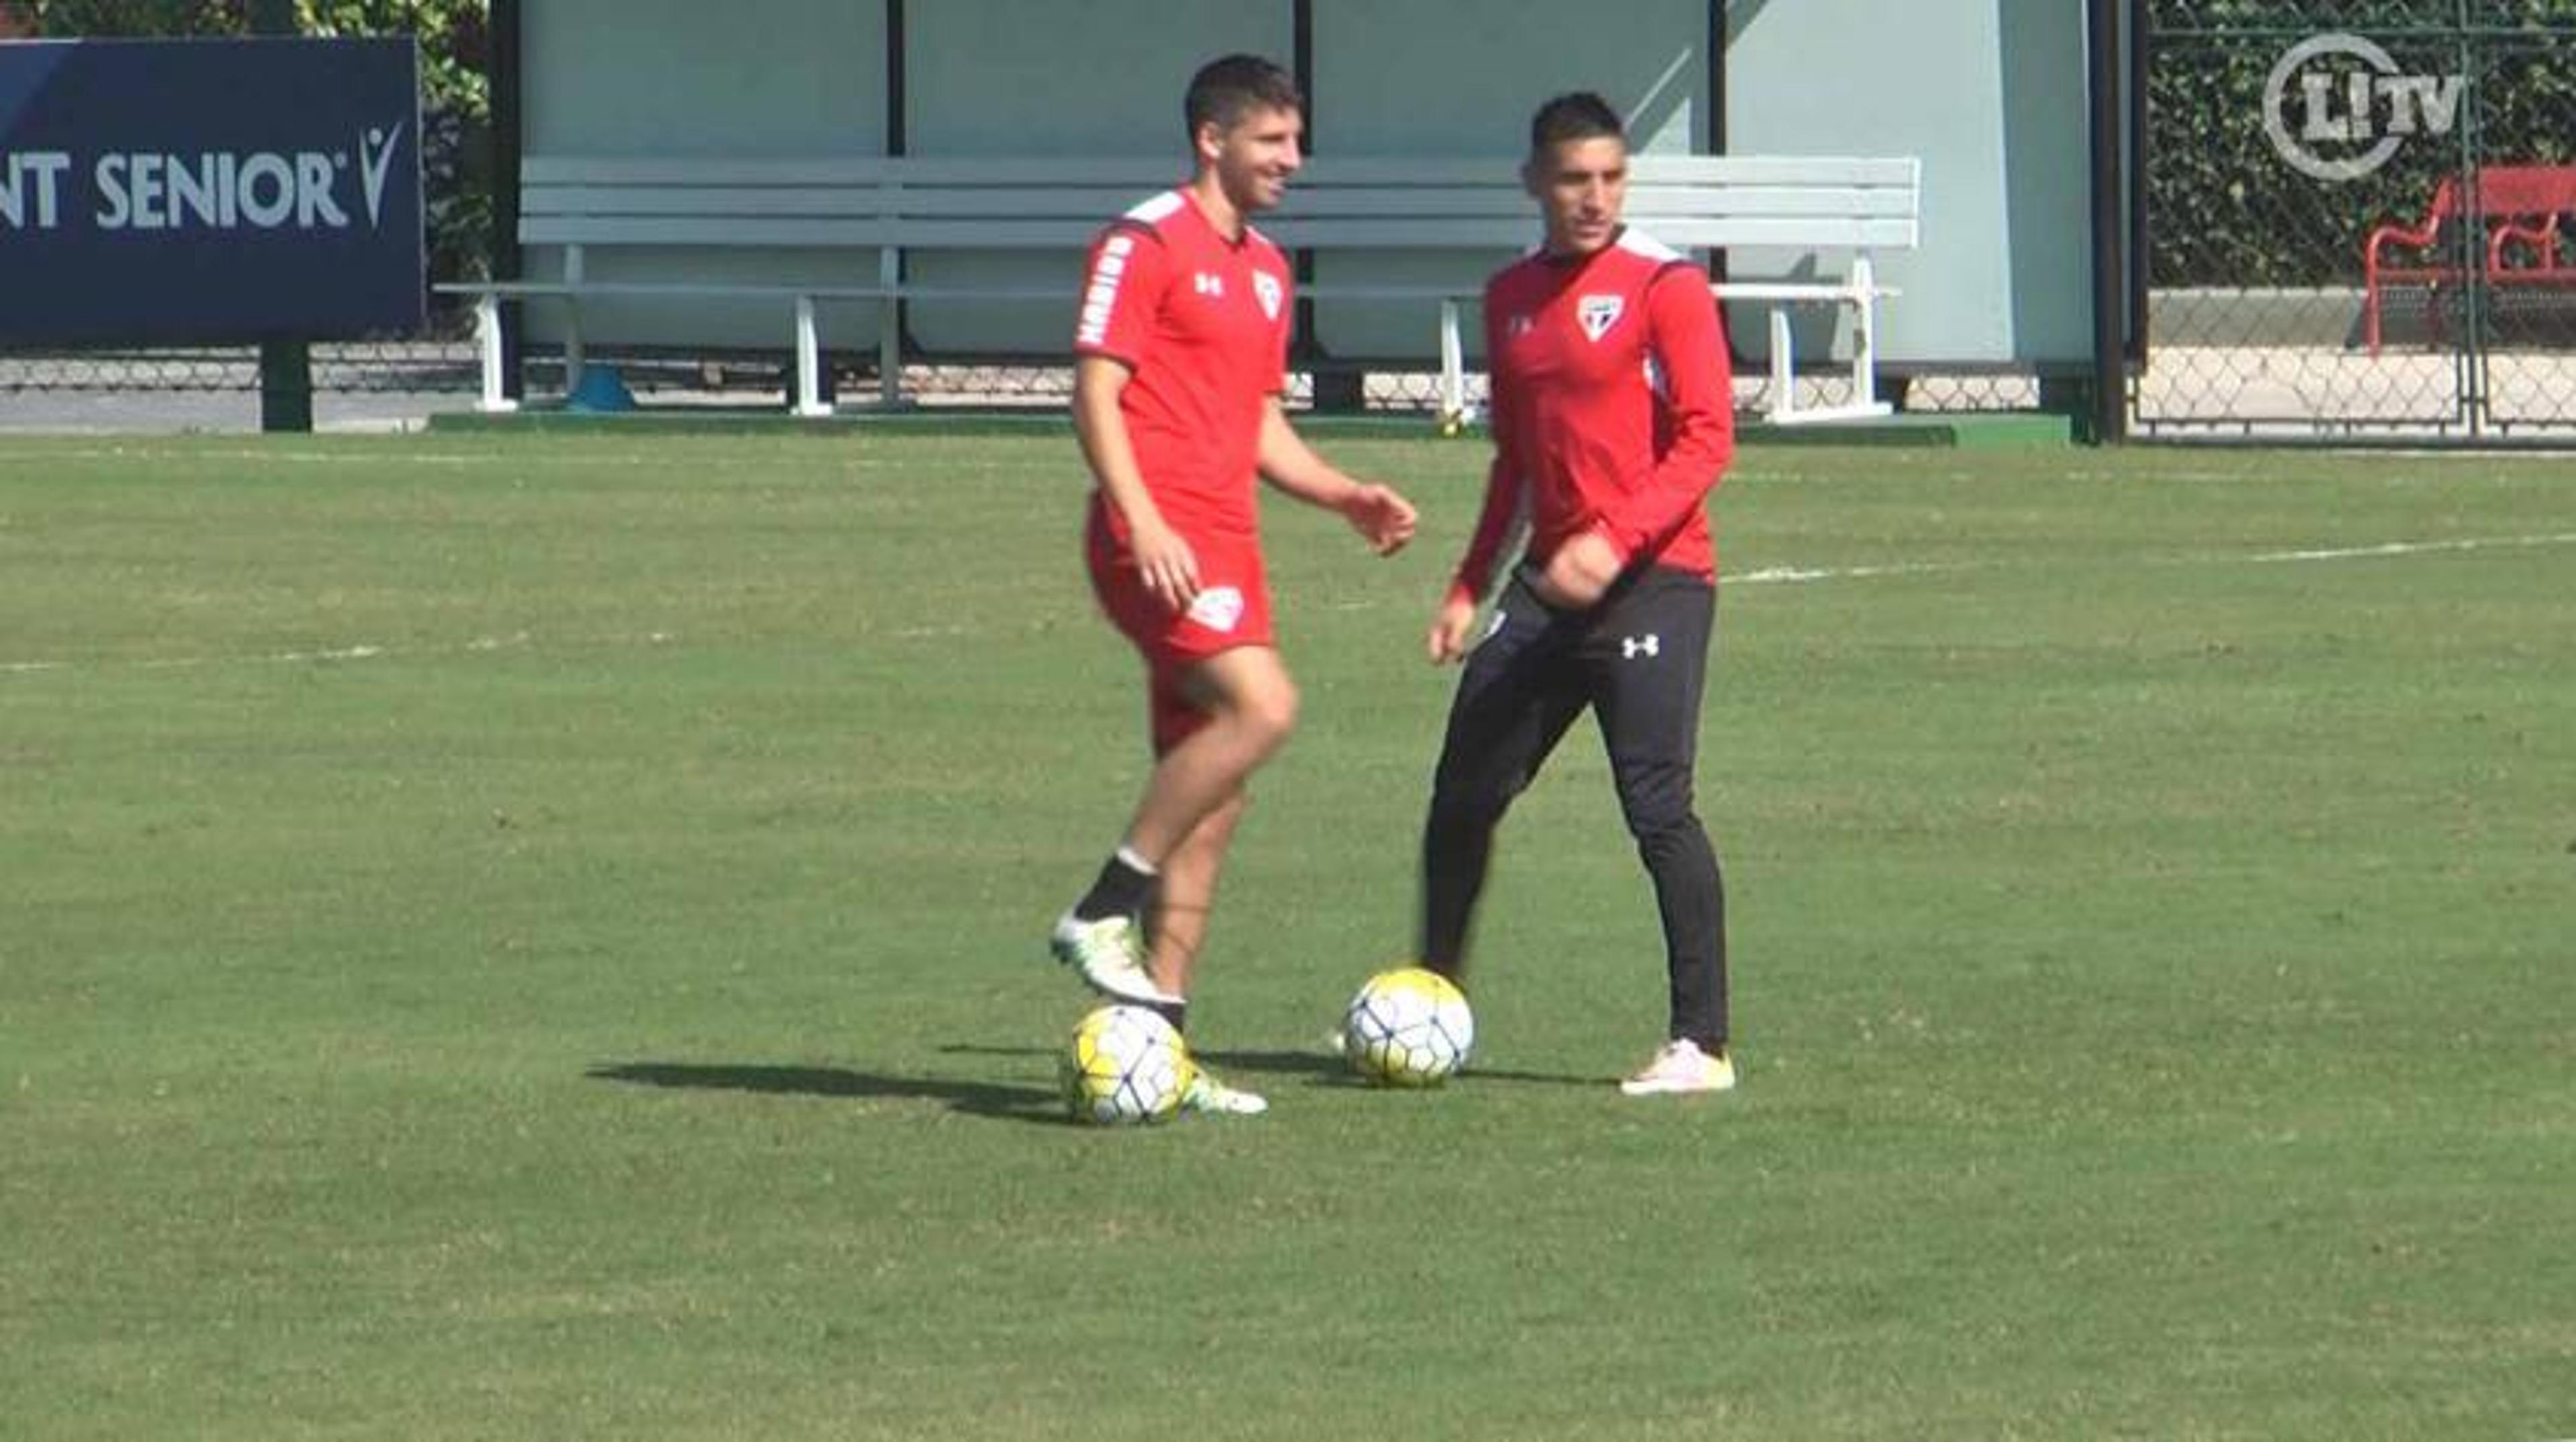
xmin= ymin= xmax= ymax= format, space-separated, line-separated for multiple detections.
xmin=1124 ymin=190 xmax=1186 ymax=223
xmin=1615 ymin=226 xmax=1684 ymax=264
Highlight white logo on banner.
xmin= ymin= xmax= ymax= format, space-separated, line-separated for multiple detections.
xmin=358 ymin=121 xmax=404 ymax=225
xmin=2263 ymin=32 xmax=2463 ymax=183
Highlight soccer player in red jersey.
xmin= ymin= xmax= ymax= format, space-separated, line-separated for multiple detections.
xmin=1415 ymin=93 xmax=1741 ymax=1096
xmin=1051 ymin=54 xmax=1417 ymax=1115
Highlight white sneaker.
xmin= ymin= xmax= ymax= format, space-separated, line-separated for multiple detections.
xmin=1048 ymin=913 xmax=1179 ymax=1006
xmin=1618 ymin=1039 xmax=1737 ymax=1096
xmin=1179 ymin=1067 xmax=1269 ymax=1115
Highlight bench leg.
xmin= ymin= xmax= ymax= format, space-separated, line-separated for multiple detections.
xmin=1767 ymin=309 xmax=1797 ymax=423
xmin=878 ymin=248 xmax=904 ymax=408
xmin=561 ymin=245 xmax=586 ymax=397
xmin=563 ymin=313 xmax=585 ymax=397
xmin=1438 ymin=298 xmax=1465 ymax=429
xmin=1847 ymin=256 xmax=1882 ymax=414
xmin=474 ymin=293 xmax=517 ymax=414
xmin=794 ymin=295 xmax=832 ymax=417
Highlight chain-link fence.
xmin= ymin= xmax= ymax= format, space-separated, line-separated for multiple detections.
xmin=2140 ymin=0 xmax=2576 ymax=440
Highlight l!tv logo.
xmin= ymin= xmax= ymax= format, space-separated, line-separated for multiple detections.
xmin=2262 ymin=32 xmax=2464 ymax=183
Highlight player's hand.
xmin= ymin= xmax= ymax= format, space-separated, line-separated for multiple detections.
xmin=1426 ymin=595 xmax=1480 ymax=664
xmin=1342 ymin=482 xmax=1417 ymax=556
xmin=1532 ymin=529 xmax=1622 ymax=609
xmin=1130 ymin=517 xmax=1201 ymax=612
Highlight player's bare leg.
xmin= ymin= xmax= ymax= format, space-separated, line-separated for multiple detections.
xmin=1148 ymin=789 xmax=1265 ymax=1115
xmin=1125 ymin=646 xmax=1297 ymax=862
xmin=1053 ymin=647 xmax=1296 ymax=1025
xmin=1134 ymin=650 xmax=1292 ymax=1115
xmin=1145 ymin=786 xmax=1244 ymax=1003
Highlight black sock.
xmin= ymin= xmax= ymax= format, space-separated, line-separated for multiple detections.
xmin=1072 ymin=847 xmax=1157 ymax=922
xmin=1146 ymin=999 xmax=1187 ymax=1033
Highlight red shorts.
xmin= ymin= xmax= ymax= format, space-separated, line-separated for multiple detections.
xmin=1085 ymin=499 xmax=1275 ymax=754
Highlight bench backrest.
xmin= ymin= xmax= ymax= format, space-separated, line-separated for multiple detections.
xmin=2423 ymin=165 xmax=2576 ymax=221
xmin=517 ymin=154 xmax=1922 ymax=256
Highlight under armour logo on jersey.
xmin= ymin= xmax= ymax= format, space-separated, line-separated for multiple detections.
xmin=1506 ymin=314 xmax=1535 ymax=339
xmin=1194 ymin=272 xmax=1225 ymax=297
xmin=1186 ymin=585 xmax=1246 ymax=633
xmin=1253 ymin=271 xmax=1283 ymax=320
xmin=1621 ymin=633 xmax=1660 ymax=660
xmin=1578 ymin=295 xmax=1625 ymax=342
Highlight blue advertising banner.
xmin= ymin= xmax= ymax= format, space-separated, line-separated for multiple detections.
xmin=0 ymin=37 xmax=423 ymax=344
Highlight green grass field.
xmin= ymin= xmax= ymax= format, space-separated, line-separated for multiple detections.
xmin=3 ymin=429 xmax=2570 ymax=1439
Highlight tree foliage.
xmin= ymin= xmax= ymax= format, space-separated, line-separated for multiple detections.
xmin=2146 ymin=0 xmax=2576 ymax=287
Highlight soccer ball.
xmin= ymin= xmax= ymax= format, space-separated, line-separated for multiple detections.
xmin=1342 ymin=966 xmax=1474 ymax=1087
xmin=1061 ymin=1004 xmax=1192 ymax=1125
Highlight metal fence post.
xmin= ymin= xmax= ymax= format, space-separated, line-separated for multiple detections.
xmin=250 ymin=0 xmax=311 ymax=433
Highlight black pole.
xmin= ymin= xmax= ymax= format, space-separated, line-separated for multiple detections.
xmin=885 ymin=0 xmax=906 ymax=156
xmin=885 ymin=0 xmax=908 ymax=393
xmin=1291 ymin=0 xmax=1359 ymax=410
xmin=1705 ymin=0 xmax=1725 ymax=155
xmin=250 ymin=0 xmax=311 ymax=432
xmin=2123 ymin=0 xmax=2148 ymax=367
xmin=2084 ymin=0 xmax=2127 ymax=444
xmin=490 ymin=0 xmax=524 ymax=401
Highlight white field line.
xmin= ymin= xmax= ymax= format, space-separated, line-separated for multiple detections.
xmin=1724 ymin=530 xmax=2576 ymax=587
xmin=1729 ymin=560 xmax=1990 ymax=586
xmin=6 ymin=531 xmax=2571 ymax=676
xmin=2243 ymin=532 xmax=2576 ymax=564
xmin=0 ymin=631 xmax=675 ymax=678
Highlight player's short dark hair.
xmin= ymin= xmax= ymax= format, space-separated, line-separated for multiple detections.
xmin=1529 ymin=91 xmax=1627 ymax=156
xmin=1185 ymin=54 xmax=1303 ymax=138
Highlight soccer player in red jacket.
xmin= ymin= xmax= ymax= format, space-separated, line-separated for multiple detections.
xmin=1051 ymin=54 xmax=1418 ymax=1114
xmin=1418 ymin=92 xmax=1740 ymax=1096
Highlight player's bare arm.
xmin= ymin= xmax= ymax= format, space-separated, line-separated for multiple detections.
xmin=1254 ymin=397 xmax=1417 ymax=556
xmin=1073 ymin=354 xmax=1199 ymax=609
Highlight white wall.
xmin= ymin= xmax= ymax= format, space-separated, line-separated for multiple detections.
xmin=1725 ymin=0 xmax=2095 ymax=368
xmin=508 ymin=0 xmax=2100 ymax=370
xmin=902 ymin=0 xmax=1293 ymax=353
xmin=1305 ymin=0 xmax=1709 ymax=359
xmin=519 ymin=0 xmax=889 ymax=350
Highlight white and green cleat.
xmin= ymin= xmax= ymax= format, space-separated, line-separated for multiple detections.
xmin=1178 ymin=1067 xmax=1269 ymax=1116
xmin=1048 ymin=912 xmax=1180 ymax=1007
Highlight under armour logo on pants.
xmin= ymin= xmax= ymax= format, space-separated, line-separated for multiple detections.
xmin=1622 ymin=634 xmax=1660 ymax=660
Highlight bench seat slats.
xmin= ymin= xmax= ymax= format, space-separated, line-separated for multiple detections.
xmin=453 ymin=152 xmax=1921 ymax=421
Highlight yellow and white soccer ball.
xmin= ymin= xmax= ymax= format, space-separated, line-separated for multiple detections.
xmin=1342 ymin=966 xmax=1474 ymax=1087
xmin=1061 ymin=1003 xmax=1193 ymax=1125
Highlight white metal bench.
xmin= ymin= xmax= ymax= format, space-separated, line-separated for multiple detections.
xmin=440 ymin=153 xmax=1919 ymax=424
xmin=1275 ymin=154 xmax=1920 ymax=423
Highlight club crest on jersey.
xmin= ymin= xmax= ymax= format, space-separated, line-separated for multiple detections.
xmin=1186 ymin=585 xmax=1246 ymax=633
xmin=1253 ymin=271 xmax=1283 ymax=320
xmin=1577 ymin=295 xmax=1625 ymax=342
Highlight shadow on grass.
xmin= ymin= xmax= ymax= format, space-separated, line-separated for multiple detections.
xmin=584 ymin=1062 xmax=1075 ymax=1126
xmin=936 ymin=1043 xmax=1601 ymax=1089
